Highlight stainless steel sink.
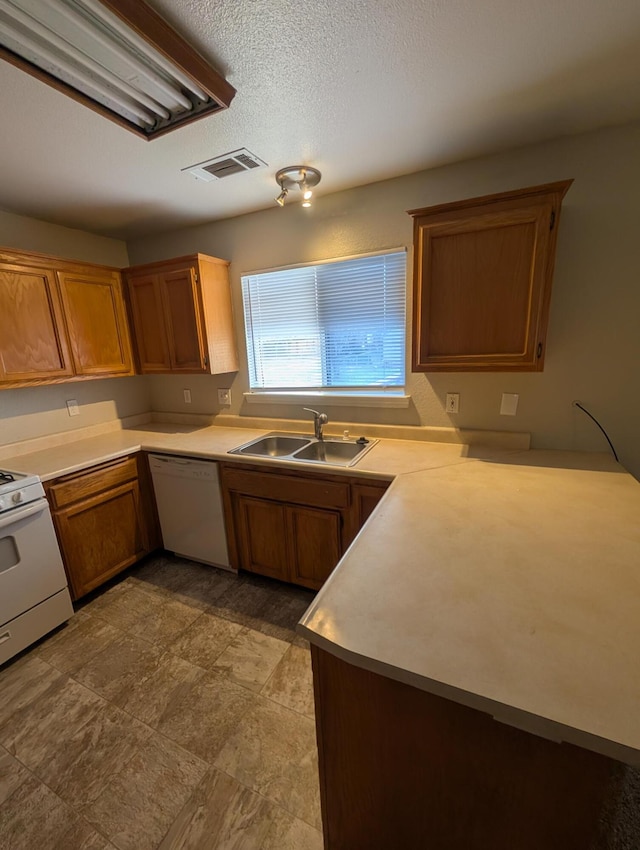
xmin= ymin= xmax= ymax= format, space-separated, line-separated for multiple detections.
xmin=229 ymin=435 xmax=312 ymax=458
xmin=228 ymin=433 xmax=377 ymax=467
xmin=292 ymin=440 xmax=369 ymax=465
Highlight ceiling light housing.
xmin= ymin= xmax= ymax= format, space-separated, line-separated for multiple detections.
xmin=275 ymin=166 xmax=321 ymax=207
xmin=0 ymin=0 xmax=236 ymax=140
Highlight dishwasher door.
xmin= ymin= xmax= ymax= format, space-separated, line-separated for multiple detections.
xmin=149 ymin=455 xmax=232 ymax=571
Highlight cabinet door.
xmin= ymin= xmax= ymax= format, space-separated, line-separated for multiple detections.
xmin=0 ymin=263 xmax=73 ymax=383
xmin=235 ymin=494 xmax=290 ymax=581
xmin=57 ymin=269 xmax=133 ymax=376
xmin=287 ymin=504 xmax=342 ymax=591
xmin=53 ymin=480 xmax=147 ymax=598
xmin=160 ymin=266 xmax=207 ymax=371
xmin=410 ymin=180 xmax=572 ymax=372
xmin=127 ymin=273 xmax=171 ymax=372
xmin=352 ymin=481 xmax=390 ymax=530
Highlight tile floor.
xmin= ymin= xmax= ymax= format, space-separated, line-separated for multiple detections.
xmin=0 ymin=556 xmax=323 ymax=850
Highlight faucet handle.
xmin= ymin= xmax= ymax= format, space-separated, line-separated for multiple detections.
xmin=303 ymin=407 xmax=321 ymax=417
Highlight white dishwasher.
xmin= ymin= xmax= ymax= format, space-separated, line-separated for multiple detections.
xmin=149 ymin=455 xmax=232 ymax=571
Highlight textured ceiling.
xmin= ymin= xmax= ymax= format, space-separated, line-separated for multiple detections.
xmin=1 ymin=0 xmax=640 ymax=239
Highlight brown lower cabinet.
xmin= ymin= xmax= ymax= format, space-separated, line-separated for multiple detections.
xmin=46 ymin=453 xmax=160 ymax=600
xmin=220 ymin=463 xmax=390 ymax=590
xmin=312 ymin=646 xmax=620 ymax=850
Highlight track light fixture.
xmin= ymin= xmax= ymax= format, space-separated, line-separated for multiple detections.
xmin=274 ymin=166 xmax=321 ymax=208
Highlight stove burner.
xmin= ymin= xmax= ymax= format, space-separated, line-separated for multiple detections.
xmin=0 ymin=471 xmax=16 ymax=484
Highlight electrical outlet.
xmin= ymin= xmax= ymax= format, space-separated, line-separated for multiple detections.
xmin=218 ymin=388 xmax=232 ymax=406
xmin=445 ymin=393 xmax=460 ymax=414
xmin=183 ymin=389 xmax=192 ymax=404
xmin=500 ymin=393 xmax=519 ymax=416
xmin=66 ymin=399 xmax=80 ymax=417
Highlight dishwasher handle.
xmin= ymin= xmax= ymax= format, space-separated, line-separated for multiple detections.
xmin=149 ymin=454 xmax=220 ymax=481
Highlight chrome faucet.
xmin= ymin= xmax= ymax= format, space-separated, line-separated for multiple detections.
xmin=303 ymin=407 xmax=328 ymax=441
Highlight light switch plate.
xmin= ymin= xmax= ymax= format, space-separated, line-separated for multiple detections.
xmin=66 ymin=399 xmax=80 ymax=417
xmin=183 ymin=389 xmax=192 ymax=404
xmin=218 ymin=388 xmax=232 ymax=406
xmin=500 ymin=393 xmax=519 ymax=416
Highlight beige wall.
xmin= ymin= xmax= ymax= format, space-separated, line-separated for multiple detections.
xmin=0 ymin=208 xmax=129 ymax=266
xmin=0 ymin=211 xmax=151 ymax=447
xmin=128 ymin=122 xmax=640 ymax=479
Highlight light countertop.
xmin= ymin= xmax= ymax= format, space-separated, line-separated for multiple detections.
xmin=299 ymin=449 xmax=640 ymax=766
xmin=1 ymin=422 xmax=506 ymax=482
xmin=3 ymin=424 xmax=638 ymax=765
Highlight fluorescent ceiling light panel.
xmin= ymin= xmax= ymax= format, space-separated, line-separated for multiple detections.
xmin=0 ymin=0 xmax=236 ymax=139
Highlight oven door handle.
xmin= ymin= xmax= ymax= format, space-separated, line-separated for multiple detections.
xmin=0 ymin=498 xmax=49 ymax=531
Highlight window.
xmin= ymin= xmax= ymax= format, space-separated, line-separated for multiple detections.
xmin=241 ymin=250 xmax=406 ymax=395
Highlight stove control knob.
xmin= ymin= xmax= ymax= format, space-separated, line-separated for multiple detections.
xmin=12 ymin=492 xmax=23 ymax=504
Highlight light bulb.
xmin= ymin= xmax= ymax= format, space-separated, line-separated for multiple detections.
xmin=302 ymin=199 xmax=312 ymax=208
xmin=302 ymin=188 xmax=312 ymax=200
xmin=275 ymin=188 xmax=288 ymax=207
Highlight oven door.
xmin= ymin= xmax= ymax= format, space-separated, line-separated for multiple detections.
xmin=0 ymin=498 xmax=69 ymax=627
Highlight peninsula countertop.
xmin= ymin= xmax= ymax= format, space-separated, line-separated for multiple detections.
xmin=298 ymin=449 xmax=640 ymax=766
xmin=3 ymin=424 xmax=638 ymax=765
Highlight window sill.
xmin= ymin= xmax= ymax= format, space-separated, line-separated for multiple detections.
xmin=243 ymin=391 xmax=411 ymax=409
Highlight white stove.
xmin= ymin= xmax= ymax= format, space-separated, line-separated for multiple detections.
xmin=0 ymin=468 xmax=73 ymax=666
xmin=0 ymin=469 xmax=44 ymax=512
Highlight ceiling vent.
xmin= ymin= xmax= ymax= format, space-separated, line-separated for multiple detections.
xmin=184 ymin=149 xmax=267 ymax=182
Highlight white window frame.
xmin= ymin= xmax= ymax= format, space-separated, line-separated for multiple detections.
xmin=241 ymin=249 xmax=410 ymax=408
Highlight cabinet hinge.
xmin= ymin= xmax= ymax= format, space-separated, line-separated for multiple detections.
xmin=203 ymin=355 xmax=209 ymax=368
xmin=550 ymin=210 xmax=556 ymax=231
xmin=194 ymin=272 xmax=199 ymax=283
xmin=536 ymin=342 xmax=543 ymax=358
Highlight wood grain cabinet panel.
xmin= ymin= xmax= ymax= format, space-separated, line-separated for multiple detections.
xmin=312 ymin=646 xmax=617 ymax=850
xmin=0 ymin=248 xmax=134 ymax=387
xmin=408 ymin=180 xmax=573 ymax=372
xmin=57 ymin=268 xmax=133 ymax=376
xmin=0 ymin=262 xmax=73 ymax=382
xmin=54 ymin=481 xmax=146 ymax=598
xmin=220 ymin=463 xmax=390 ymax=591
xmin=287 ymin=505 xmax=342 ymax=590
xmin=126 ymin=274 xmax=171 ymax=371
xmin=352 ymin=480 xmax=390 ymax=531
xmin=125 ymin=254 xmax=238 ymax=375
xmin=46 ymin=453 xmax=160 ymax=599
xmin=161 ymin=266 xmax=206 ymax=370
xmin=235 ymin=495 xmax=290 ymax=582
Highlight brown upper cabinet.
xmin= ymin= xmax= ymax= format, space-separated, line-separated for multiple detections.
xmin=124 ymin=254 xmax=238 ymax=375
xmin=408 ymin=180 xmax=573 ymax=372
xmin=0 ymin=248 xmax=133 ymax=388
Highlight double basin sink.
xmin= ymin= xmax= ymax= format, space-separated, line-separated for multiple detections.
xmin=228 ymin=433 xmax=377 ymax=468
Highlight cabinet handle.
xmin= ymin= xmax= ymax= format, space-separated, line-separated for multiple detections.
xmin=537 ymin=342 xmax=543 ymax=358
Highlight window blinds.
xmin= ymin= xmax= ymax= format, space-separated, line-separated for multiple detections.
xmin=242 ymin=250 xmax=406 ymax=390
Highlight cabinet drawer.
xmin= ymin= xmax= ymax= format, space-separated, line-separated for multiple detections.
xmin=222 ymin=466 xmax=350 ymax=509
xmin=47 ymin=456 xmax=138 ymax=509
